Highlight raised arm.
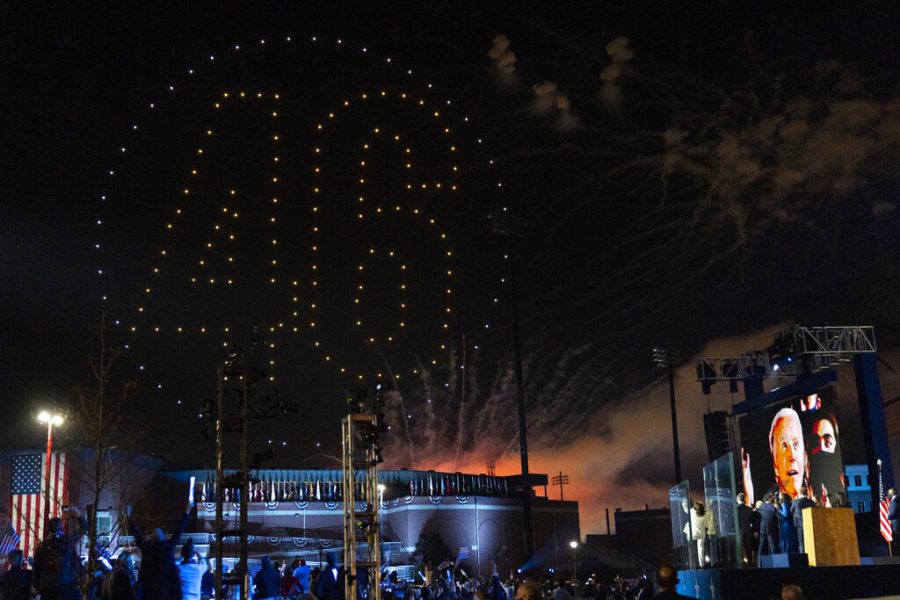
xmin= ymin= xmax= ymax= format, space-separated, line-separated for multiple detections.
xmin=124 ymin=504 xmax=144 ymax=544
xmin=172 ymin=501 xmax=193 ymax=544
xmin=489 ymin=558 xmax=506 ymax=600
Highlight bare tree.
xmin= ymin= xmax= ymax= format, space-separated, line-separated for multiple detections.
xmin=64 ymin=310 xmax=144 ymax=596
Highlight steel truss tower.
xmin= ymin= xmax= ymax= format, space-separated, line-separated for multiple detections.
xmin=342 ymin=400 xmax=382 ymax=600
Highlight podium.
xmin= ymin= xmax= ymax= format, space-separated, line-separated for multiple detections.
xmin=802 ymin=506 xmax=859 ymax=566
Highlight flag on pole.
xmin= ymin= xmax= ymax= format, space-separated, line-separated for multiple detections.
xmin=10 ymin=452 xmax=68 ymax=559
xmin=880 ymin=498 xmax=893 ymax=543
xmin=878 ymin=460 xmax=893 ymax=543
xmin=456 ymin=546 xmax=471 ymax=562
xmin=0 ymin=519 xmax=20 ymax=555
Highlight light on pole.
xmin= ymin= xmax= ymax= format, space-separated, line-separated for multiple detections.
xmin=653 ymin=346 xmax=682 ymax=484
xmin=569 ymin=540 xmax=579 ymax=582
xmin=37 ymin=411 xmax=64 ymax=537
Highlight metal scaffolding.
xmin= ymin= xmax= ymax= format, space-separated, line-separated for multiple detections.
xmin=342 ymin=391 xmax=382 ymax=600
xmin=696 ymin=325 xmax=876 ymax=381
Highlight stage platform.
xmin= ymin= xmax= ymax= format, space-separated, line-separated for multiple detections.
xmin=677 ymin=562 xmax=900 ymax=600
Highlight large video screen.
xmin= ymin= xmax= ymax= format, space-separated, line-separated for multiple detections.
xmin=738 ymin=387 xmax=846 ymax=506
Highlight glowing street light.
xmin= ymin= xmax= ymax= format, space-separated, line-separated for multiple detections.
xmin=569 ymin=540 xmax=579 ymax=582
xmin=37 ymin=410 xmax=64 ymax=536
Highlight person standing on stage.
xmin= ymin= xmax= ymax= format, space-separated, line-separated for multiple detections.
xmin=689 ymin=501 xmax=708 ymax=567
xmin=777 ymin=493 xmax=798 ymax=553
xmin=736 ymin=493 xmax=755 ymax=565
xmin=888 ymin=488 xmax=900 ymax=555
xmin=757 ymin=494 xmax=779 ymax=565
xmin=790 ymin=487 xmax=816 ymax=553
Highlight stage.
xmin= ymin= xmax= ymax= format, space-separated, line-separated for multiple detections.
xmin=677 ymin=561 xmax=900 ymax=600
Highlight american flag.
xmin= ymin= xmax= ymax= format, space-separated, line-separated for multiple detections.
xmin=877 ymin=459 xmax=892 ymax=544
xmin=9 ymin=452 xmax=68 ymax=559
xmin=0 ymin=519 xmax=19 ymax=555
xmin=880 ymin=497 xmax=892 ymax=543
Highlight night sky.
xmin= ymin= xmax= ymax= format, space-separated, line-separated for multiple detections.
xmin=5 ymin=3 xmax=900 ymax=533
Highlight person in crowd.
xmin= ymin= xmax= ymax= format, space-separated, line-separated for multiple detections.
xmin=316 ymin=554 xmax=344 ymax=600
xmin=177 ymin=540 xmax=205 ymax=600
xmin=119 ymin=552 xmax=138 ymax=591
xmin=776 ymin=493 xmax=797 ymax=553
xmin=126 ymin=500 xmax=193 ymax=600
xmin=307 ymin=567 xmax=322 ymax=600
xmin=33 ymin=508 xmax=86 ymax=600
xmin=513 ymin=580 xmax=540 ymax=600
xmin=281 ymin=562 xmax=298 ymax=599
xmin=781 ymin=583 xmax=804 ymax=600
xmin=790 ymin=486 xmax=816 ymax=553
xmin=253 ymin=556 xmax=280 ymax=600
xmin=199 ymin=557 xmax=215 ymax=600
xmin=102 ymin=551 xmax=136 ymax=600
xmin=736 ymin=493 xmax=755 ymax=565
xmin=293 ymin=558 xmax=311 ymax=596
xmin=551 ymin=579 xmax=569 ymax=600
xmin=651 ymin=566 xmax=692 ymax=599
xmin=482 ymin=559 xmax=506 ymax=600
xmin=757 ymin=494 xmax=779 ymax=565
xmin=0 ymin=549 xmax=32 ymax=600
xmin=689 ymin=501 xmax=708 ymax=567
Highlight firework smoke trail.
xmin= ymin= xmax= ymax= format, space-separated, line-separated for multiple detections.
xmin=391 ymin=37 xmax=900 ymax=479
xmin=454 ymin=339 xmax=467 ymax=468
xmin=371 ymin=342 xmax=415 ymax=465
xmin=413 ymin=356 xmax=441 ymax=460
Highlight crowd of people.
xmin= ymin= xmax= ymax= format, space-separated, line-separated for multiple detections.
xmin=736 ymin=486 xmax=823 ymax=566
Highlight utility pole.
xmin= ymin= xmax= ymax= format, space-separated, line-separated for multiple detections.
xmin=209 ymin=328 xmax=294 ymax=599
xmin=653 ymin=345 xmax=683 ymax=484
xmin=551 ymin=471 xmax=570 ymax=501
xmin=489 ymin=209 xmax=534 ymax=563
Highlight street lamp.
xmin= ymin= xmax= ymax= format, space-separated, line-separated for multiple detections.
xmin=37 ymin=411 xmax=64 ymax=537
xmin=569 ymin=540 xmax=579 ymax=583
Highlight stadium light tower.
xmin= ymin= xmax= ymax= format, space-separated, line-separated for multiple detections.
xmin=37 ymin=410 xmax=64 ymax=534
xmin=653 ymin=346 xmax=682 ymax=484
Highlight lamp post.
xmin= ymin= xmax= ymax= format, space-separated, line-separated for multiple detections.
xmin=653 ymin=346 xmax=683 ymax=484
xmin=489 ymin=209 xmax=534 ymax=563
xmin=569 ymin=540 xmax=578 ymax=583
xmin=37 ymin=411 xmax=64 ymax=536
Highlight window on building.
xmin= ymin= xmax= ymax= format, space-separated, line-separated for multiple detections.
xmin=96 ymin=510 xmax=110 ymax=536
xmin=857 ymin=501 xmax=865 ymax=513
xmin=855 ymin=475 xmax=862 ymax=487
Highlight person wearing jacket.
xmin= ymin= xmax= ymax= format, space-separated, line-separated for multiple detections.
xmin=33 ymin=508 xmax=86 ymax=600
xmin=126 ymin=501 xmax=193 ymax=600
xmin=756 ymin=495 xmax=779 ymax=565
xmin=0 ymin=549 xmax=32 ymax=600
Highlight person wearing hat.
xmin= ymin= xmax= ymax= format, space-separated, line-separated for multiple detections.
xmin=126 ymin=501 xmax=193 ymax=600
xmin=254 ymin=555 xmax=280 ymax=600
